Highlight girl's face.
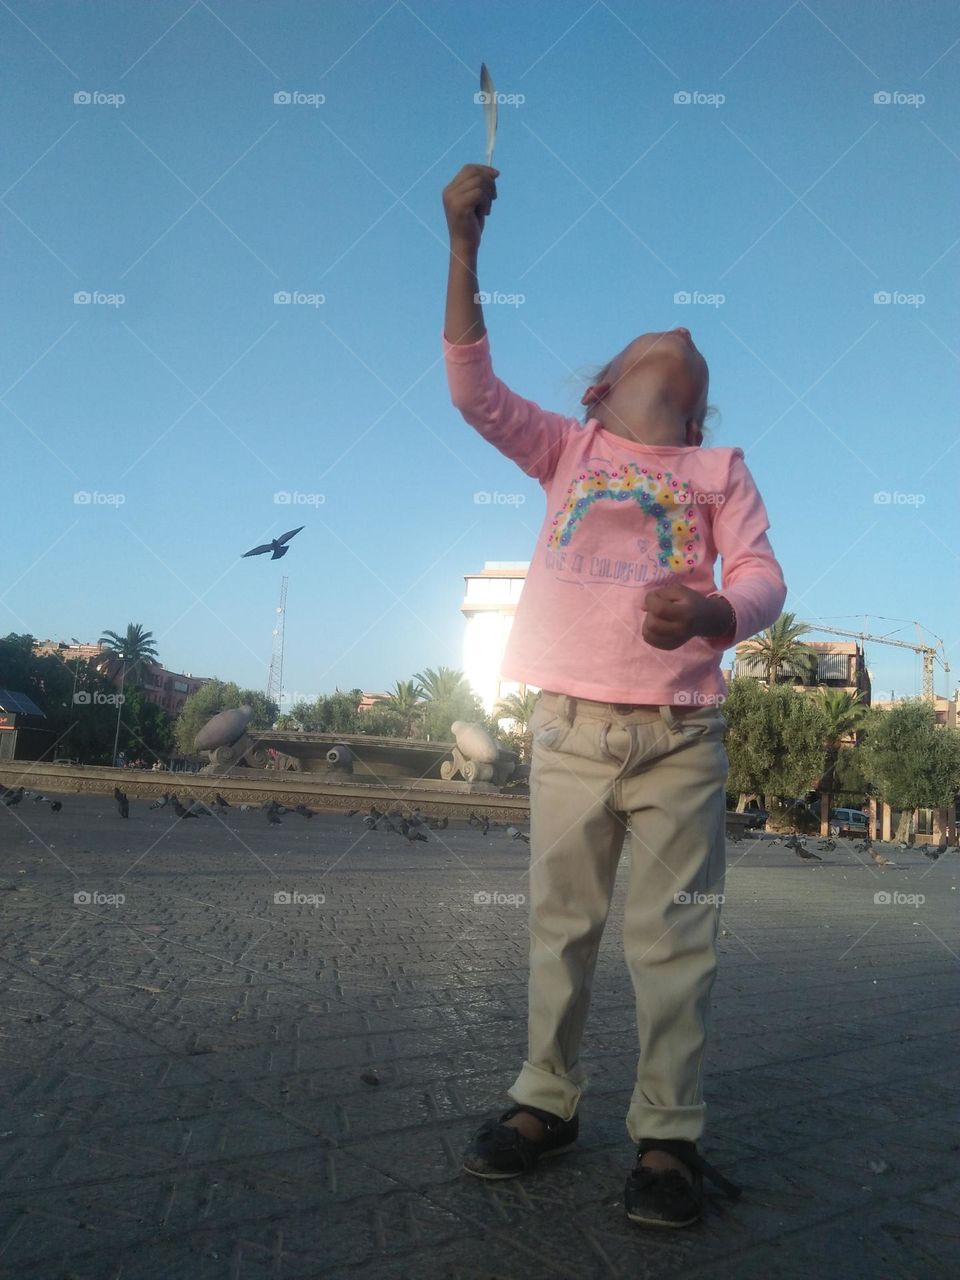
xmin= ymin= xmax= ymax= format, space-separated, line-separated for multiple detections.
xmin=587 ymin=327 xmax=709 ymax=441
xmin=614 ymin=328 xmax=709 ymax=412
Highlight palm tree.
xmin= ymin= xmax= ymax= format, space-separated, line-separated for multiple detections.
xmin=413 ymin=666 xmax=470 ymax=704
xmin=97 ymin=623 xmax=159 ymax=766
xmin=97 ymin=623 xmax=159 ymax=687
xmin=493 ymin=688 xmax=541 ymax=762
xmin=383 ymin=678 xmax=424 ymax=738
xmin=814 ymin=687 xmax=870 ymax=793
xmin=740 ymin=613 xmax=818 ymax=688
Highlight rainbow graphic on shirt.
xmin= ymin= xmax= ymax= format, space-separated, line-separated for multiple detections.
xmin=548 ymin=463 xmax=702 ymax=573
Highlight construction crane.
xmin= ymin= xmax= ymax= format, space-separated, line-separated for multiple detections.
xmin=799 ymin=620 xmax=950 ymax=700
xmin=266 ymin=576 xmax=288 ymax=709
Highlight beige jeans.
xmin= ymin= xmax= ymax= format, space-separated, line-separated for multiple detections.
xmin=508 ymin=689 xmax=728 ymax=1143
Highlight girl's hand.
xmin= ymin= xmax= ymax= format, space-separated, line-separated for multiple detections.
xmin=442 ymin=164 xmax=499 ymax=252
xmin=643 ymin=584 xmax=734 ymax=650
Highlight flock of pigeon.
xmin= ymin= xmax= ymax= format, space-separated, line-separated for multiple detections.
xmin=349 ymin=805 xmax=530 ymax=845
xmin=5 ymin=786 xmax=941 ymax=865
xmin=753 ymin=830 xmax=942 ymax=866
xmin=1 ymin=786 xmax=532 ymax=843
xmin=1 ymin=785 xmax=61 ymax=812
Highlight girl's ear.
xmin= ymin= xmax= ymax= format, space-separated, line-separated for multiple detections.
xmin=581 ymin=381 xmax=611 ymax=406
xmin=685 ymin=419 xmax=703 ymax=447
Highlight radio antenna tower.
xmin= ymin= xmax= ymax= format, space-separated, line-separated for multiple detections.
xmin=266 ymin=575 xmax=288 ymax=710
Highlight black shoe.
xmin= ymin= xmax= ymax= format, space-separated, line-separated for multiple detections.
xmin=624 ymin=1138 xmax=741 ymax=1229
xmin=462 ymin=1104 xmax=579 ymax=1180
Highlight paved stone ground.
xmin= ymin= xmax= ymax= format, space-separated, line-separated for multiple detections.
xmin=0 ymin=794 xmax=958 ymax=1279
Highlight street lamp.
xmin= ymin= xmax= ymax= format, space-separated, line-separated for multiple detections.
xmin=111 ymin=658 xmax=127 ymax=767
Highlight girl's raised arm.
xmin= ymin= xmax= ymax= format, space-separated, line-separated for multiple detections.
xmin=442 ymin=164 xmax=498 ymax=345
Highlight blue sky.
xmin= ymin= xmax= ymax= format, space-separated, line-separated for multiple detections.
xmin=2 ymin=0 xmax=957 ymax=707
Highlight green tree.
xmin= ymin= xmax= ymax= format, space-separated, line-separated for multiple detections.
xmin=739 ymin=613 xmax=818 ymax=688
xmin=723 ymin=679 xmax=827 ymax=813
xmin=861 ymin=700 xmax=960 ymax=842
xmin=381 ymin=679 xmax=425 ymax=738
xmin=174 ymin=680 xmax=277 ymax=756
xmin=493 ymin=688 xmax=541 ymax=763
xmin=813 ymin=687 xmax=871 ymax=792
xmin=413 ymin=666 xmax=484 ymax=741
xmin=97 ymin=623 xmax=160 ymax=687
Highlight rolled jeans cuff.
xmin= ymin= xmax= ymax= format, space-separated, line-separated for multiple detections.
xmin=507 ymin=1059 xmax=585 ymax=1122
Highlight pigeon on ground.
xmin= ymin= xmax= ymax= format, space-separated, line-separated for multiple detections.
xmin=4 ymin=786 xmax=25 ymax=807
xmin=402 ymin=825 xmax=427 ymax=843
xmin=238 ymin=804 xmax=253 ymax=813
xmin=468 ymin=812 xmax=481 ymax=828
xmin=792 ymin=841 xmax=822 ymax=861
xmin=347 ymin=809 xmax=360 ymax=817
xmin=172 ymin=796 xmax=199 ymax=820
xmin=294 ymin=804 xmax=315 ymax=819
xmin=32 ymin=793 xmax=50 ymax=803
xmin=817 ymin=838 xmax=837 ymax=852
xmin=923 ymin=847 xmax=942 ymax=862
xmin=149 ymin=793 xmax=170 ymax=810
xmin=242 ymin=527 xmax=304 ymax=561
xmin=50 ymin=800 xmax=62 ymax=812
xmin=114 ymin=789 xmax=129 ymax=819
xmin=506 ymin=825 xmax=530 ymax=844
xmin=869 ymin=848 xmax=895 ymax=867
xmin=215 ymin=793 xmax=231 ymax=810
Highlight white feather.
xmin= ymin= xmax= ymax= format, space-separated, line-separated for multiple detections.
xmin=480 ymin=62 xmax=497 ymax=166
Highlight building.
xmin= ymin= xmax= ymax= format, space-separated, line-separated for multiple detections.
xmin=873 ymin=690 xmax=960 ymax=728
xmin=461 ymin=562 xmax=533 ymax=716
xmin=34 ymin=640 xmax=210 ymax=716
xmin=733 ymin=639 xmax=872 ymax=704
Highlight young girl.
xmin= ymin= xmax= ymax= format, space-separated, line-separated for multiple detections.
xmin=441 ymin=164 xmax=786 ymax=1229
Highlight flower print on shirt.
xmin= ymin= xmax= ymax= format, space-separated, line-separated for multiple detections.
xmin=548 ymin=462 xmax=703 ymax=575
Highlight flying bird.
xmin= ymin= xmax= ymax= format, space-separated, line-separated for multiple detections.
xmin=242 ymin=527 xmax=304 ymax=561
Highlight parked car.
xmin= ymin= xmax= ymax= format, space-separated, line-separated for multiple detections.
xmin=830 ymin=807 xmax=869 ymax=837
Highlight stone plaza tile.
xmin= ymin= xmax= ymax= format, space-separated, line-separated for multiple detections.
xmin=0 ymin=799 xmax=958 ymax=1277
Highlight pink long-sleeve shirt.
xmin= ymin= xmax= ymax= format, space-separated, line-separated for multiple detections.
xmin=444 ymin=330 xmax=787 ymax=706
